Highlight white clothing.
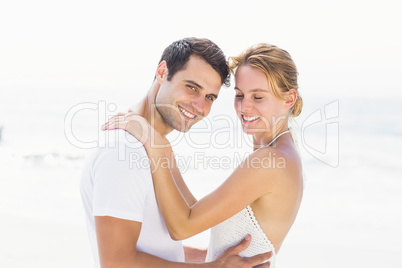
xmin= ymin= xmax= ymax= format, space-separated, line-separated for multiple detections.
xmin=205 ymin=205 xmax=276 ymax=266
xmin=80 ymin=129 xmax=184 ymax=267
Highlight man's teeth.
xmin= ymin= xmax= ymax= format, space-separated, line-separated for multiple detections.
xmin=243 ymin=115 xmax=259 ymax=122
xmin=179 ymin=107 xmax=196 ymax=119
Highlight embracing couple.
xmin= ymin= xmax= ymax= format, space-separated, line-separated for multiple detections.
xmin=80 ymin=37 xmax=303 ymax=267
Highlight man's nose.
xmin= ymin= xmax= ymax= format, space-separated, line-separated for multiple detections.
xmin=191 ymin=96 xmax=206 ymax=116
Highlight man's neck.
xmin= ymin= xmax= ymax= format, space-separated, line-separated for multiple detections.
xmin=132 ymin=82 xmax=172 ymax=137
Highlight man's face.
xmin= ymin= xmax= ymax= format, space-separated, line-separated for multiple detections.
xmin=155 ymin=55 xmax=222 ymax=132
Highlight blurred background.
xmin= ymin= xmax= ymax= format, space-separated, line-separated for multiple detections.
xmin=0 ymin=0 xmax=401 ymax=267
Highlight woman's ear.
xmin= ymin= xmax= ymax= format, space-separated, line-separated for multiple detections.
xmin=156 ymin=61 xmax=168 ymax=84
xmin=284 ymin=89 xmax=297 ymax=110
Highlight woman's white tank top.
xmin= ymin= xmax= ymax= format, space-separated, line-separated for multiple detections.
xmin=205 ymin=205 xmax=276 ymax=266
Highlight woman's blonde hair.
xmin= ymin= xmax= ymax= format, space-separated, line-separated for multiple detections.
xmin=229 ymin=43 xmax=303 ymax=117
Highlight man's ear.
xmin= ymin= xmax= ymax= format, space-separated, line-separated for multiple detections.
xmin=283 ymin=89 xmax=297 ymax=110
xmin=156 ymin=61 xmax=168 ymax=84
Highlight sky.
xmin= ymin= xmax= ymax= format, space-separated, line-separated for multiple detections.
xmin=0 ymin=0 xmax=401 ymax=102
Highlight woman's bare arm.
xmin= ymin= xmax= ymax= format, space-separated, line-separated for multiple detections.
xmin=102 ymin=114 xmax=297 ymax=241
xmin=162 ymin=138 xmax=197 ymax=206
xmin=147 ymin=134 xmax=291 ymax=240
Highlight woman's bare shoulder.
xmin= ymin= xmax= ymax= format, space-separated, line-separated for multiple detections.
xmin=248 ymin=145 xmax=302 ymax=184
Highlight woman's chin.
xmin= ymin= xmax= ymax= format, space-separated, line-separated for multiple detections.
xmin=241 ymin=124 xmax=269 ymax=136
xmin=241 ymin=126 xmax=257 ymax=135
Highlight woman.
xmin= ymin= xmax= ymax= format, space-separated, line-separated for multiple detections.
xmin=104 ymin=43 xmax=303 ymax=266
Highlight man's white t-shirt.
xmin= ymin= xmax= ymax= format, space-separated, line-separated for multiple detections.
xmin=80 ymin=129 xmax=184 ymax=267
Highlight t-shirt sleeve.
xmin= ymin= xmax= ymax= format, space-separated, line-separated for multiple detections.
xmin=91 ymin=141 xmax=152 ymax=223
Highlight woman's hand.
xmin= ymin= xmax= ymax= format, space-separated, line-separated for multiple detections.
xmin=101 ymin=112 xmax=162 ymax=149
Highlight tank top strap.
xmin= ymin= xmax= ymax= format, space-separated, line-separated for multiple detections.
xmin=266 ymin=129 xmax=290 ymax=147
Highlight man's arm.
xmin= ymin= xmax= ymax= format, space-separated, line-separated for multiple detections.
xmin=95 ymin=216 xmax=271 ymax=267
xmin=96 ymin=216 xmax=192 ymax=267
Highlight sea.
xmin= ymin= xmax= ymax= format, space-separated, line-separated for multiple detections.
xmin=0 ymin=86 xmax=401 ymax=267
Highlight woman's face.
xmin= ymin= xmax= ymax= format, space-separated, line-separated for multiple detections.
xmin=234 ymin=65 xmax=287 ymax=135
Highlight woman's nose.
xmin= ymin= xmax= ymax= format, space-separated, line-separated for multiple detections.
xmin=240 ymin=98 xmax=253 ymax=114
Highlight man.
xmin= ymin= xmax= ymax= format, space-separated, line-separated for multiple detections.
xmin=80 ymin=37 xmax=271 ymax=267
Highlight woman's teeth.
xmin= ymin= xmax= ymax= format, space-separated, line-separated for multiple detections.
xmin=242 ymin=115 xmax=259 ymax=122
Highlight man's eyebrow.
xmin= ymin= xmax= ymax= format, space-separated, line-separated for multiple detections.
xmin=184 ymin=80 xmax=203 ymax=89
xmin=185 ymin=80 xmax=218 ymax=99
xmin=209 ymin=93 xmax=218 ymax=100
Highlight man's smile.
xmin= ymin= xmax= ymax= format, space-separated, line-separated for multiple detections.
xmin=178 ymin=105 xmax=197 ymax=120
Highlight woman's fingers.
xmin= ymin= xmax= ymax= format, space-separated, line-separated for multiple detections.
xmin=102 ymin=113 xmax=128 ymax=130
xmin=108 ymin=112 xmax=127 ymax=121
xmin=101 ymin=113 xmax=152 ymax=145
xmin=101 ymin=120 xmax=114 ymax=130
xmin=101 ymin=113 xmax=159 ymax=147
xmin=102 ymin=115 xmax=138 ymax=131
xmin=101 ymin=117 xmax=116 ymax=130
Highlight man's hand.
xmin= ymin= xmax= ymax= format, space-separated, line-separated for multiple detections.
xmin=212 ymin=235 xmax=272 ymax=268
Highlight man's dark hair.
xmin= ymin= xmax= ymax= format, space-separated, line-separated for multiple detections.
xmin=158 ymin=37 xmax=230 ymax=86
